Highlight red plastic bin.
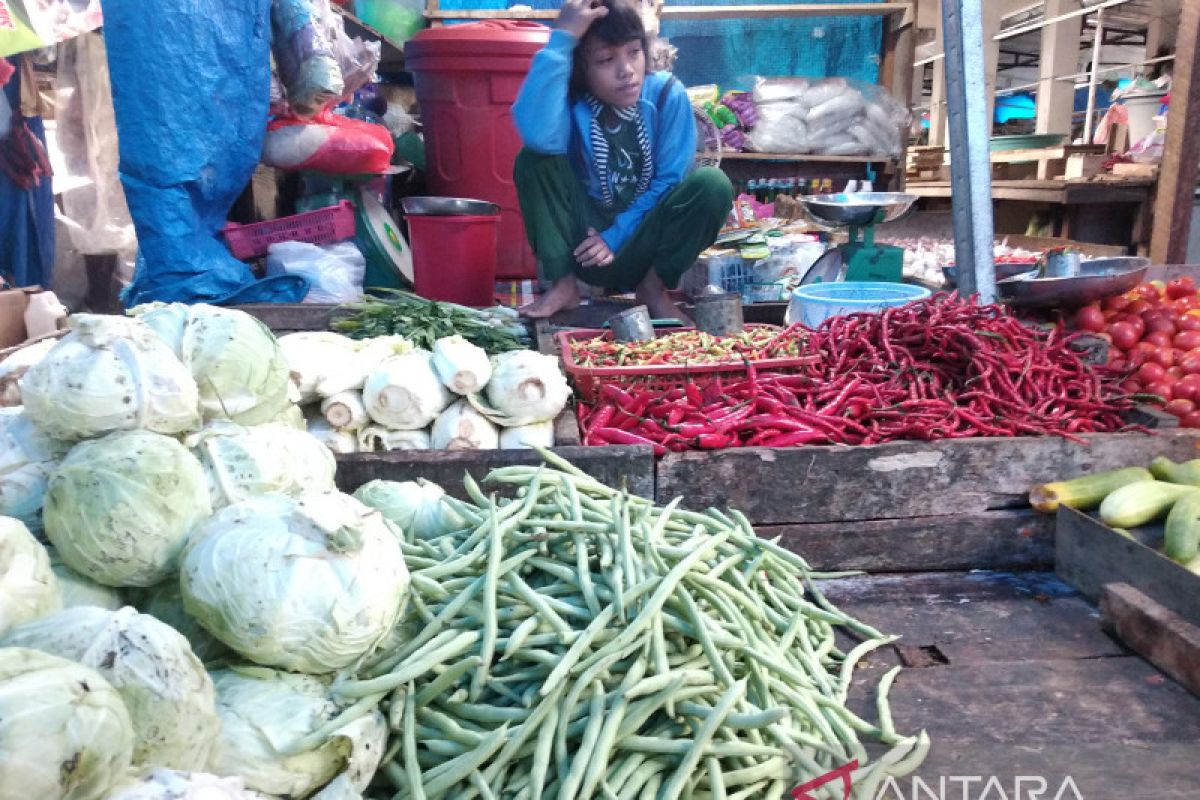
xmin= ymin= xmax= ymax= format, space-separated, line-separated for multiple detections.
xmin=221 ymin=201 xmax=356 ymax=260
xmin=556 ymin=325 xmax=820 ymax=404
xmin=409 ymin=212 xmax=500 ymax=307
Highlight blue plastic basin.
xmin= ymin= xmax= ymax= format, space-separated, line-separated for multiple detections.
xmin=786 ymin=282 xmax=932 ymax=328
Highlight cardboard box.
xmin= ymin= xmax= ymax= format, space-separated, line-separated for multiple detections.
xmin=0 ymin=289 xmax=30 ymax=350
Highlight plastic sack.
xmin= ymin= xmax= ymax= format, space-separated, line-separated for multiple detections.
xmin=104 ymin=0 xmax=308 ymax=306
xmin=263 ymin=109 xmax=394 ymax=174
xmin=0 ymin=0 xmax=102 ymax=58
xmin=266 ymin=240 xmax=365 ymax=304
xmin=54 ymin=33 xmax=136 ymax=268
xmin=272 ymin=0 xmax=344 ymax=117
xmin=746 ymin=76 xmax=910 ymax=157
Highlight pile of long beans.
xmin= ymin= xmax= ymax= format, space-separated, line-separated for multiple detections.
xmin=333 ymin=450 xmax=928 ymax=800
xmin=578 ymin=294 xmax=1146 ymax=452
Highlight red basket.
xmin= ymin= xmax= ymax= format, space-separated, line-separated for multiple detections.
xmin=557 ymin=325 xmax=819 ymax=403
xmin=221 ymin=201 xmax=357 ymax=260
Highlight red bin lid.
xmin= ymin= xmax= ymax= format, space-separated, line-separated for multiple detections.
xmin=405 ymin=20 xmax=550 ymax=59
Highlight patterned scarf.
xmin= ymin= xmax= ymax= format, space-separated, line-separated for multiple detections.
xmin=584 ymin=94 xmax=654 ymax=210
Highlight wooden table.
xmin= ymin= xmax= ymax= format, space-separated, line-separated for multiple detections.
xmin=907 ymin=177 xmax=1156 ymax=253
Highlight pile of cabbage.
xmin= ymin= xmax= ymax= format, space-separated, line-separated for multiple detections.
xmin=280 ymin=331 xmax=570 ymax=454
xmin=0 ymin=306 xmax=478 ymax=799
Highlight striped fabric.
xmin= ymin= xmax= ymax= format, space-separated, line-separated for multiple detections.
xmin=584 ymin=93 xmax=654 ymax=210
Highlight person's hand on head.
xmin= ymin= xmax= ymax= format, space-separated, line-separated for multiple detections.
xmin=574 ymin=227 xmax=614 ymax=269
xmin=555 ymin=0 xmax=608 ymax=40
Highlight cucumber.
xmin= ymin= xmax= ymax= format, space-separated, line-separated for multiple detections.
xmin=1029 ymin=467 xmax=1154 ymax=513
xmin=1098 ymin=480 xmax=1199 ymax=529
xmin=1165 ymin=490 xmax=1200 ymax=563
xmin=1149 ymin=457 xmax=1200 ymax=487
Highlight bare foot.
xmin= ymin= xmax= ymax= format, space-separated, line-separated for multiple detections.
xmin=636 ymin=269 xmax=693 ymax=326
xmin=520 ymin=276 xmax=582 ymax=319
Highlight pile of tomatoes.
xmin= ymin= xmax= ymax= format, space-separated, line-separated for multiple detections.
xmin=1075 ymin=275 xmax=1200 ymax=427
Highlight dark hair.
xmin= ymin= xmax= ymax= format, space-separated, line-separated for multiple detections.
xmin=569 ymin=0 xmax=650 ymax=99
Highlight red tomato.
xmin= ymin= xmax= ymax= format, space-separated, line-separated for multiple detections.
xmin=1137 ymin=362 xmax=1167 ymax=384
xmin=1168 ymin=366 xmax=1185 ymax=381
xmin=1132 ymin=283 xmax=1160 ymax=301
xmin=1148 ymin=382 xmax=1176 ymax=402
xmin=1151 ymin=348 xmax=1176 ymax=369
xmin=1181 ymin=411 xmax=1200 ymax=429
xmin=1169 ymin=399 xmax=1197 ymax=417
xmin=1172 ymin=296 xmax=1200 ymax=314
xmin=1118 ymin=314 xmax=1147 ymax=339
xmin=1074 ymin=305 xmax=1106 ymax=333
xmin=1174 ymin=381 xmax=1200 ymax=403
xmin=1120 ymin=379 xmax=1142 ymax=394
xmin=1110 ymin=358 xmax=1129 ymax=373
xmin=1105 ymin=294 xmax=1132 ymax=312
xmin=1180 ymin=373 xmax=1200 ymax=392
xmin=1175 ymin=331 xmax=1200 ymax=351
xmin=1166 ymin=276 xmax=1198 ymax=300
xmin=1146 ymin=316 xmax=1178 ymax=337
xmin=1144 ymin=330 xmax=1174 ymax=348
xmin=1128 ymin=300 xmax=1154 ymax=315
xmin=1180 ymin=350 xmax=1200 ymax=374
xmin=1108 ymin=321 xmax=1140 ymax=351
xmin=1179 ymin=314 xmax=1200 ymax=332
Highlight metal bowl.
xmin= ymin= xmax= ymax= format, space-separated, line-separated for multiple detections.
xmin=942 ymin=262 xmax=1039 ymax=286
xmin=799 ymin=192 xmax=919 ymax=229
xmin=401 ymin=196 xmax=500 ymax=216
xmin=997 ymin=257 xmax=1152 ymax=308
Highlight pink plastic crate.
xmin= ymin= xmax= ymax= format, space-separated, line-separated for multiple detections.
xmin=221 ymin=201 xmax=356 ymax=260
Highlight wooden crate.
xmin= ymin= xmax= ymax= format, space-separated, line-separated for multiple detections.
xmin=655 ymin=431 xmax=1200 ymax=572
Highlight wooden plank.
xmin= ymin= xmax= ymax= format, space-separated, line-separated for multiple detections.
xmin=1151 ymin=0 xmax=1200 ymax=264
xmin=334 ymin=444 xmax=656 ymax=499
xmin=878 ymin=2 xmax=915 ymax=107
xmin=767 ymin=509 xmax=1054 ymax=573
xmin=426 ymin=8 xmax=557 ymax=19
xmin=720 ymin=152 xmax=897 ymax=164
xmin=234 ymin=303 xmax=348 ymax=333
xmin=656 ymin=431 xmax=1200 ymax=526
xmin=1102 ymin=582 xmax=1200 ymax=698
xmin=1056 ymin=507 xmax=1200 ymax=628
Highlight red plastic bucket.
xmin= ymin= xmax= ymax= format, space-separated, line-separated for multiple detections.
xmin=407 ymin=213 xmax=500 ymax=306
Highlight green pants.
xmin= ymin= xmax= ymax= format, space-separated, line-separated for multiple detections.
xmin=514 ymin=150 xmax=734 ymax=291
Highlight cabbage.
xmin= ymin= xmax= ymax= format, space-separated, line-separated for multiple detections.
xmin=44 ymin=430 xmax=213 ymax=588
xmin=206 ymin=667 xmax=384 ymax=798
xmin=0 ymin=606 xmax=219 ymax=770
xmin=181 ymin=492 xmax=410 ymax=673
xmin=131 ymin=580 xmax=233 ymax=666
xmin=307 ymin=418 xmax=359 ymax=454
xmin=352 ymin=478 xmax=466 ymax=540
xmin=19 ymin=314 xmax=200 ymax=441
xmin=0 ymin=516 xmax=60 ymax=634
xmin=277 ymin=332 xmax=361 ymax=403
xmin=186 ymin=422 xmax=336 ymax=508
xmin=0 ymin=337 xmax=56 ymax=407
xmin=476 ymin=350 xmax=571 ymax=427
xmin=49 ymin=550 xmax=124 ymax=611
xmin=131 ymin=303 xmax=292 ymax=426
xmin=106 ymin=769 xmax=257 ymax=800
xmin=0 ymin=647 xmax=134 ymax=800
xmin=272 ymin=403 xmax=308 ymax=431
xmin=0 ymin=407 xmax=70 ymax=532
xmin=363 ymin=350 xmax=452 ymax=431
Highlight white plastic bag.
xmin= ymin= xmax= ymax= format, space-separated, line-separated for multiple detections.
xmin=266 ymin=241 xmax=366 ymax=304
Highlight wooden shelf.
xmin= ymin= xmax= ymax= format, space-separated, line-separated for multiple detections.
xmin=720 ymin=152 xmax=898 ymax=163
xmin=333 ymin=6 xmax=406 ymax=69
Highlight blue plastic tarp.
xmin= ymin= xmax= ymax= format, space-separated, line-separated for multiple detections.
xmin=102 ymin=0 xmax=307 ymax=306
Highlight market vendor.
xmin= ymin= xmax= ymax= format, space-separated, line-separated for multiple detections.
xmin=512 ymin=0 xmax=734 ymax=320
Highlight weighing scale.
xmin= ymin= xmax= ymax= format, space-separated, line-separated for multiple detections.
xmin=797 ymin=192 xmax=918 ymax=284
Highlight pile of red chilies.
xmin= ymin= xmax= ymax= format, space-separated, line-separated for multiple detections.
xmin=578 ymin=293 xmax=1145 ymax=454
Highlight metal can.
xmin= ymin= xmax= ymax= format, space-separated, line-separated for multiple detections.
xmin=692 ymin=293 xmax=745 ymax=337
xmin=608 ymin=305 xmax=655 ymax=343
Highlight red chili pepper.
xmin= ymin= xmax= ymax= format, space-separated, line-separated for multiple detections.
xmin=589 ymin=427 xmax=667 ymax=455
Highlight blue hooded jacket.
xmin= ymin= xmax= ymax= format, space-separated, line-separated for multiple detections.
xmin=512 ymin=29 xmax=696 ymax=255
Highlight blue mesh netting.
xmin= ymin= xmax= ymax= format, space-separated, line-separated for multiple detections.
xmin=435 ymin=0 xmax=884 ymax=90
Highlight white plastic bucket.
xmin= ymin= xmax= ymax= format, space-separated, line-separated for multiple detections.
xmin=786 ymin=282 xmax=932 ymax=328
xmin=1123 ymin=92 xmax=1167 ymax=146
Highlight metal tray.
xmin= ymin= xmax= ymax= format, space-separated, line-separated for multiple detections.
xmin=996 ymin=257 xmax=1151 ymax=308
xmin=798 ymin=192 xmax=918 ymax=229
xmin=400 ymin=196 xmax=500 ymax=216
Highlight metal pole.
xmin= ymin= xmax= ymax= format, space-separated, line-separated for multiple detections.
xmin=1084 ymin=9 xmax=1105 ymax=144
xmin=941 ymin=0 xmax=996 ymax=302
